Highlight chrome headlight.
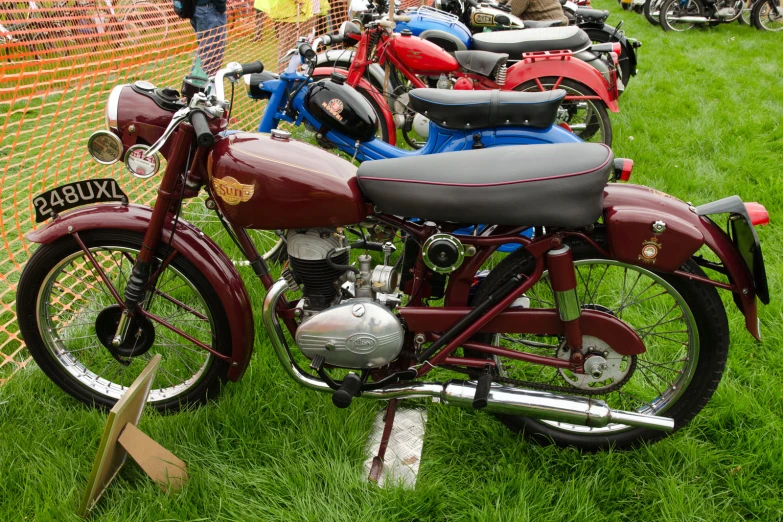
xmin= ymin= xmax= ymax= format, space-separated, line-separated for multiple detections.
xmin=105 ymin=84 xmax=124 ymax=132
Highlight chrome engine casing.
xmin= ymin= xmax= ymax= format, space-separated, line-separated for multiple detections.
xmin=295 ymin=298 xmax=404 ymax=369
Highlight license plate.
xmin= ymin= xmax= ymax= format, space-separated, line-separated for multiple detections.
xmin=33 ymin=179 xmax=127 ymax=223
xmin=731 ymin=215 xmax=769 ymax=305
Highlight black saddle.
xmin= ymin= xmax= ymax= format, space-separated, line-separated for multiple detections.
xmin=453 ymin=50 xmax=508 ymax=77
xmin=523 ymin=19 xmax=565 ymax=27
xmin=472 ymin=27 xmax=591 ymax=60
xmin=576 ymin=8 xmax=610 ymax=21
xmin=357 ymin=143 xmax=613 ymax=227
xmin=408 ymin=88 xmax=565 ymax=130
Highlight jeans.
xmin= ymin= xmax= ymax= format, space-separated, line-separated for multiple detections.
xmin=190 ymin=4 xmax=227 ymax=77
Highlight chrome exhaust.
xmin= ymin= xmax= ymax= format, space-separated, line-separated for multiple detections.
xmin=262 ymin=279 xmax=674 ymax=432
xmin=668 ymin=15 xmax=710 ymax=22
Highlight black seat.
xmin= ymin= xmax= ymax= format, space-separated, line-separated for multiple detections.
xmin=357 ymin=143 xmax=613 ymax=227
xmin=408 ymin=88 xmax=565 ymax=130
xmin=522 ymin=19 xmax=565 ymax=28
xmin=453 ymin=50 xmax=508 ymax=77
xmin=472 ymin=27 xmax=591 ymax=60
xmin=576 ymin=8 xmax=610 ymax=21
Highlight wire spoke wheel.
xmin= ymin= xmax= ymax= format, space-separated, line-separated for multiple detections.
xmin=752 ymin=0 xmax=783 ymax=30
xmin=472 ymin=243 xmax=729 ymax=449
xmin=496 ymin=260 xmax=698 ymax=434
xmin=660 ymin=0 xmax=705 ymax=31
xmin=517 ymin=78 xmax=612 ymax=146
xmin=17 ymin=230 xmax=233 ymax=411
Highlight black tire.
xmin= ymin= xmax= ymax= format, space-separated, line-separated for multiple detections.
xmin=660 ymin=0 xmax=706 ymax=31
xmin=17 ymin=229 xmax=232 ymax=412
xmin=472 ymin=241 xmax=729 ymax=450
xmin=311 ymin=74 xmax=392 ymax=144
xmin=643 ymin=0 xmax=663 ymax=25
xmin=516 ymin=78 xmax=613 ymax=146
xmin=583 ymin=28 xmax=632 ymax=86
xmin=752 ymin=0 xmax=783 ymax=30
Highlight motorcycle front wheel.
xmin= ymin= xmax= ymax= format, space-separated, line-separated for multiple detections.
xmin=660 ymin=0 xmax=706 ymax=31
xmin=516 ymin=78 xmax=613 ymax=146
xmin=752 ymin=0 xmax=783 ymax=30
xmin=472 ymin=242 xmax=729 ymax=450
xmin=17 ymin=229 xmax=232 ymax=412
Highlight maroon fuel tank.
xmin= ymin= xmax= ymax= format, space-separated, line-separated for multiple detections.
xmin=388 ymin=32 xmax=459 ymax=75
xmin=207 ymin=132 xmax=368 ymax=230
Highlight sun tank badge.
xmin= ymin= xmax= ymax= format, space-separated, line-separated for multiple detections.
xmin=213 ymin=176 xmax=254 ymax=205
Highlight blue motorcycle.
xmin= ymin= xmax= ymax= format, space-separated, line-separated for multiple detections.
xmin=246 ymin=40 xmax=580 ymax=164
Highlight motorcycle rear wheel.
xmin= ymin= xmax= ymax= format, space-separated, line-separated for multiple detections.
xmin=472 ymin=242 xmax=729 ymax=450
xmin=17 ymin=230 xmax=232 ymax=412
xmin=660 ymin=0 xmax=706 ymax=31
xmin=643 ymin=0 xmax=663 ymax=25
xmin=515 ymin=78 xmax=613 ymax=146
xmin=752 ymin=0 xmax=783 ymax=30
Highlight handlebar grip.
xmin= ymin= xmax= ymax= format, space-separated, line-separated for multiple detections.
xmin=190 ymin=110 xmax=214 ymax=148
xmin=298 ymin=42 xmax=316 ymax=61
xmin=378 ymin=19 xmax=395 ymax=28
xmin=240 ymin=61 xmax=264 ymax=75
xmin=466 ymin=0 xmax=479 ymax=6
xmin=323 ymin=33 xmax=344 ymax=45
xmin=395 ymin=14 xmax=411 ymax=21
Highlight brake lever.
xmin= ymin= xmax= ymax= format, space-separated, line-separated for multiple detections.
xmin=144 ymin=106 xmax=190 ymax=158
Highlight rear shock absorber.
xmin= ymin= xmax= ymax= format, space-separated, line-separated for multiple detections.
xmin=546 ymin=245 xmax=582 ymax=354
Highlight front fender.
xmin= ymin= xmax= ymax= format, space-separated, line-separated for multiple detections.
xmin=603 ymin=184 xmax=760 ymax=339
xmin=505 ymin=56 xmax=619 ymax=112
xmin=26 ymin=203 xmax=255 ymax=380
xmin=312 ymin=66 xmax=397 ymax=146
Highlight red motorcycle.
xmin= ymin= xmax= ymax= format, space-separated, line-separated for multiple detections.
xmin=313 ymin=17 xmax=621 ymax=147
xmin=17 ymin=62 xmax=769 ymax=450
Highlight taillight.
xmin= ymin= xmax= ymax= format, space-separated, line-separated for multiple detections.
xmin=745 ymin=202 xmax=770 ymax=226
xmin=613 ymin=158 xmax=633 ymax=182
xmin=612 ymin=42 xmax=622 ymax=56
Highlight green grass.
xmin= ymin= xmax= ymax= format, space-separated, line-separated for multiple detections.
xmin=3 ymin=3 xmax=783 ymax=520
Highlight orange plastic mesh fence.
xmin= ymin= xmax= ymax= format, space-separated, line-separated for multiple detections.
xmin=0 ymin=0 xmax=425 ymax=385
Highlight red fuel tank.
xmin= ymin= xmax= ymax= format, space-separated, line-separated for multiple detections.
xmin=388 ymin=33 xmax=459 ymax=76
xmin=207 ymin=132 xmax=368 ymax=230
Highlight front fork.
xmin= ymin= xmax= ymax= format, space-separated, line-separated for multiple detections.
xmin=546 ymin=245 xmax=585 ymax=367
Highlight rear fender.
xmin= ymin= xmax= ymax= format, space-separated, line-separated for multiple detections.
xmin=504 ymin=55 xmax=619 ymax=112
xmin=312 ymin=66 xmax=397 ymax=146
xmin=603 ymin=184 xmax=760 ymax=339
xmin=26 ymin=203 xmax=255 ymax=380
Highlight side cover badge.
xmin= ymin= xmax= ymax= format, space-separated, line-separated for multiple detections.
xmin=213 ymin=176 xmax=255 ymax=205
xmin=639 ymin=237 xmax=662 ymax=263
xmin=124 ymin=144 xmax=161 ymax=179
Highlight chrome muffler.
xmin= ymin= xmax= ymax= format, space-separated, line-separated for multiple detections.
xmin=263 ymin=279 xmax=674 ymax=432
xmin=669 ymin=16 xmax=710 ymax=22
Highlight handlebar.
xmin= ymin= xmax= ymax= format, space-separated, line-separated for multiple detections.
xmin=190 ymin=110 xmax=214 ymax=148
xmin=239 ymin=61 xmax=264 ymax=75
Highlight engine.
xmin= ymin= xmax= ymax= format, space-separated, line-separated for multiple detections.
xmin=286 ymin=228 xmax=404 ymax=369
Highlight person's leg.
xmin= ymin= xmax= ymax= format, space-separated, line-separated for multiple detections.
xmin=191 ymin=5 xmax=227 ymax=76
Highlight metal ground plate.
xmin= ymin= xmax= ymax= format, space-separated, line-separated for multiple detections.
xmin=363 ymin=408 xmax=428 ymax=488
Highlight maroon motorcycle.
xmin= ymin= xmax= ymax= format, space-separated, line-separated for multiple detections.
xmin=17 ymin=61 xmax=770 ymax=450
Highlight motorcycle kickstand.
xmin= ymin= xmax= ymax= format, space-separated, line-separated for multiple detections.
xmin=368 ymin=398 xmax=399 ymax=484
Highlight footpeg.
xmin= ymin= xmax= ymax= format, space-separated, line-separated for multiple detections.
xmin=472 ymin=366 xmax=492 ymax=410
xmin=332 ymin=372 xmax=362 ymax=409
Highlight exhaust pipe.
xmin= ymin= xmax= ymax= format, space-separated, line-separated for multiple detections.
xmin=263 ymin=279 xmax=674 ymax=432
xmin=668 ymin=15 xmax=710 ymax=22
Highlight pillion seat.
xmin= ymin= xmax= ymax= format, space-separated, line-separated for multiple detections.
xmin=356 ymin=143 xmax=613 ymax=227
xmin=472 ymin=26 xmax=592 ymax=59
xmin=407 ymin=88 xmax=566 ymax=130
